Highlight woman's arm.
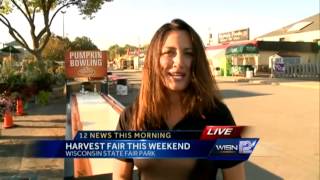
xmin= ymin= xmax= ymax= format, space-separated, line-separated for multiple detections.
xmin=222 ymin=162 xmax=245 ymax=180
xmin=113 ymin=159 xmax=134 ymax=180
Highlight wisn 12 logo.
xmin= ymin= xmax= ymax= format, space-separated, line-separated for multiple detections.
xmin=239 ymin=140 xmax=257 ymax=154
xmin=210 ymin=138 xmax=259 ymax=156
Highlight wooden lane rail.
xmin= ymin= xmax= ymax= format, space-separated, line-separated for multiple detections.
xmin=100 ymin=93 xmax=125 ymax=113
xmin=71 ymin=95 xmax=93 ymax=177
xmin=66 ymin=92 xmax=125 ymax=178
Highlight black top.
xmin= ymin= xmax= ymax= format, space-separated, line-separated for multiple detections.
xmin=117 ymin=100 xmax=243 ymax=180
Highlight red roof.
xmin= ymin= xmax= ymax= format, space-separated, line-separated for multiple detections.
xmin=206 ymin=40 xmax=258 ymax=51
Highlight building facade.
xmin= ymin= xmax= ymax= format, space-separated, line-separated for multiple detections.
xmin=206 ymin=13 xmax=320 ymax=77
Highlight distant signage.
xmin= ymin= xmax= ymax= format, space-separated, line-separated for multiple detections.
xmin=225 ymin=44 xmax=258 ymax=55
xmin=274 ymin=62 xmax=285 ymax=73
xmin=218 ymin=28 xmax=249 ymax=43
xmin=65 ymin=51 xmax=108 ymax=78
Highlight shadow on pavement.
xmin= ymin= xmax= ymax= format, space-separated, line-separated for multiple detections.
xmin=25 ymin=97 xmax=66 ymax=115
xmin=245 ymin=161 xmax=283 ymax=180
xmin=9 ymin=124 xmax=64 ymax=128
xmin=216 ymin=76 xmax=319 ymax=83
xmin=108 ymin=85 xmax=272 ymax=107
xmin=216 ymin=161 xmax=283 ymax=180
xmin=217 ymin=80 xmax=245 ymax=84
xmin=0 ymin=143 xmax=24 ymax=157
xmin=15 ymin=119 xmax=65 ymax=123
xmin=221 ymin=89 xmax=271 ymax=99
xmin=0 ymin=96 xmax=66 ymax=179
xmin=0 ymin=169 xmax=63 ymax=180
xmin=0 ymin=135 xmax=65 ymax=140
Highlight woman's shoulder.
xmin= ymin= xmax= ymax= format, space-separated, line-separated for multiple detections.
xmin=117 ymin=105 xmax=134 ymax=130
xmin=202 ymin=99 xmax=235 ymax=126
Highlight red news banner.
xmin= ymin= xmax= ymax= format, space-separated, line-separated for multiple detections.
xmin=200 ymin=126 xmax=245 ymax=140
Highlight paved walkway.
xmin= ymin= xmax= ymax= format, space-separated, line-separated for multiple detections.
xmin=0 ymin=97 xmax=66 ymax=180
xmin=109 ymin=70 xmax=319 ymax=107
xmin=214 ymin=76 xmax=319 ymax=89
xmin=0 ymin=72 xmax=317 ymax=179
xmin=216 ymin=75 xmax=320 ymax=90
xmin=110 ymin=70 xmax=319 ymax=90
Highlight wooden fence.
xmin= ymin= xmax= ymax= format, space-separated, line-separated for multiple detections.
xmin=274 ymin=63 xmax=320 ymax=79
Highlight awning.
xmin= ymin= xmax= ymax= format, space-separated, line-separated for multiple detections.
xmin=225 ymin=44 xmax=259 ymax=55
xmin=0 ymin=45 xmax=21 ymax=54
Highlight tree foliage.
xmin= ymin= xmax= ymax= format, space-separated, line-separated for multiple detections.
xmin=42 ymin=35 xmax=99 ymax=61
xmin=70 ymin=36 xmax=98 ymax=51
xmin=41 ymin=34 xmax=70 ymax=61
xmin=108 ymin=44 xmax=123 ymax=60
xmin=0 ymin=0 xmax=113 ymax=73
xmin=108 ymin=44 xmax=141 ymax=61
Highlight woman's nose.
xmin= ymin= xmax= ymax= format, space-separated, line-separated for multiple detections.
xmin=172 ymin=52 xmax=184 ymax=67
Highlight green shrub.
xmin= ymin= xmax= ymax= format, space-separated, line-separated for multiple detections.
xmin=35 ymin=90 xmax=51 ymax=106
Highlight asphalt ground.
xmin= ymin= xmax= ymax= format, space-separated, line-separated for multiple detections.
xmin=0 ymin=97 xmax=66 ymax=180
xmin=109 ymin=70 xmax=319 ymax=180
xmin=0 ymin=70 xmax=318 ymax=179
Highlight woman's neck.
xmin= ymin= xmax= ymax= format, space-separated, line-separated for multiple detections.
xmin=168 ymin=91 xmax=181 ymax=106
xmin=165 ymin=90 xmax=185 ymax=129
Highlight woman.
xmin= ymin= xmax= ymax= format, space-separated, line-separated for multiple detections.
xmin=113 ymin=19 xmax=245 ymax=180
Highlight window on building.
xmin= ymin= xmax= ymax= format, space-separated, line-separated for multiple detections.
xmin=279 ymin=37 xmax=285 ymax=41
xmin=313 ymin=39 xmax=320 ymax=46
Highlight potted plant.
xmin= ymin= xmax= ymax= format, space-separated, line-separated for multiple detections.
xmin=0 ymin=92 xmax=15 ymax=122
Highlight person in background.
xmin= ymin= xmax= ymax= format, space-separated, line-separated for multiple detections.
xmin=113 ymin=18 xmax=245 ymax=180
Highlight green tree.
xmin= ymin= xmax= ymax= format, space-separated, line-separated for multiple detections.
xmin=117 ymin=46 xmax=126 ymax=56
xmin=108 ymin=44 xmax=145 ymax=60
xmin=42 ymin=34 xmax=70 ymax=61
xmin=142 ymin=43 xmax=149 ymax=52
xmin=0 ymin=0 xmax=113 ymax=73
xmin=70 ymin=36 xmax=98 ymax=50
xmin=123 ymin=44 xmax=137 ymax=54
xmin=108 ymin=44 xmax=120 ymax=61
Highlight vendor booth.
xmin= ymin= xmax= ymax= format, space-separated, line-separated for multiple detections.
xmin=225 ymin=43 xmax=259 ymax=77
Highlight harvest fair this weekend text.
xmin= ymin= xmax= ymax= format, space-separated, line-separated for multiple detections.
xmin=31 ymin=126 xmax=258 ymax=160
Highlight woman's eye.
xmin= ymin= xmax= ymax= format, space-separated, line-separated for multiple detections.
xmin=185 ymin=52 xmax=194 ymax=57
xmin=162 ymin=51 xmax=176 ymax=57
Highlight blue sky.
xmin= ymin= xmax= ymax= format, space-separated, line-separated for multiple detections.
xmin=0 ymin=0 xmax=319 ymax=50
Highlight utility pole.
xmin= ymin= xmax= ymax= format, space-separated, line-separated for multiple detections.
xmin=61 ymin=11 xmax=66 ymax=37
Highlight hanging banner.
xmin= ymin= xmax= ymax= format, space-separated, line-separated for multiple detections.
xmin=218 ymin=28 xmax=249 ymax=43
xmin=65 ymin=51 xmax=108 ymax=78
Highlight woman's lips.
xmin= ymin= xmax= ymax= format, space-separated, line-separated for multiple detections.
xmin=168 ymin=72 xmax=185 ymax=80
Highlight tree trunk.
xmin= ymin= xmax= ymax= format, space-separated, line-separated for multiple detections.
xmin=33 ymin=52 xmax=45 ymax=74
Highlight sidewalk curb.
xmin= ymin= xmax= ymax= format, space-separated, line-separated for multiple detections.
xmin=215 ymin=77 xmax=319 ymax=89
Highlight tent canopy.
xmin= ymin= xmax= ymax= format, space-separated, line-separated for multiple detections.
xmin=226 ymin=44 xmax=259 ymax=55
xmin=0 ymin=45 xmax=21 ymax=54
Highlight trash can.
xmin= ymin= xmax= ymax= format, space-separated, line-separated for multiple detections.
xmin=116 ymin=78 xmax=128 ymax=95
xmin=246 ymin=68 xmax=253 ymax=78
xmin=100 ymin=80 xmax=108 ymax=94
xmin=214 ymin=67 xmax=221 ymax=76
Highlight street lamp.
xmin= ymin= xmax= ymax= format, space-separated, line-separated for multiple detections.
xmin=61 ymin=10 xmax=66 ymax=37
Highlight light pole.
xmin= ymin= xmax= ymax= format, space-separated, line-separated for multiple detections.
xmin=61 ymin=10 xmax=66 ymax=37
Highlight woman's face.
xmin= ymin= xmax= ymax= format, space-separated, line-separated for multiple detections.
xmin=159 ymin=30 xmax=193 ymax=92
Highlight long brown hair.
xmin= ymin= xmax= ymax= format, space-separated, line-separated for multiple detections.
xmin=131 ymin=19 xmax=221 ymax=130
